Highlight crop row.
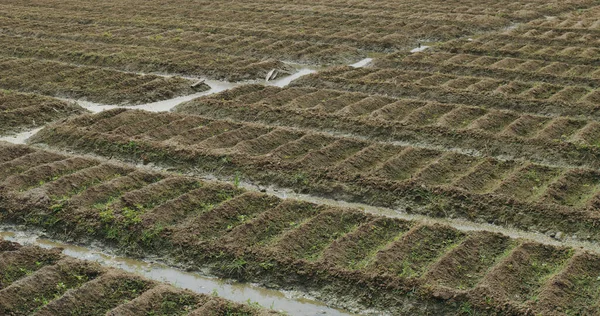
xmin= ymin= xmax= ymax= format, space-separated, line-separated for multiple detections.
xmin=0 ymin=34 xmax=291 ymax=82
xmin=29 ymin=109 xmax=600 ymax=241
xmin=0 ymin=90 xmax=85 ymax=135
xmin=6 ymin=0 xmax=592 ymax=25
xmin=3 ymin=0 xmax=595 ymax=56
xmin=473 ymin=30 xmax=600 ymax=48
xmin=0 ymin=240 xmax=276 ymax=315
xmin=528 ymin=5 xmax=600 ymax=30
xmin=0 ymin=4 xmax=469 ymax=53
xmin=6 ymin=0 xmax=587 ymax=21
xmin=291 ymin=66 xmax=600 ymax=119
xmin=375 ymin=51 xmax=600 ymax=87
xmin=436 ymin=8 xmax=600 ymax=67
xmin=175 ymin=84 xmax=600 ymax=169
xmin=0 ymin=142 xmax=599 ymax=315
xmin=0 ymin=57 xmax=202 ymax=105
xmin=442 ymin=36 xmax=599 ymax=66
xmin=0 ymin=16 xmax=360 ymax=67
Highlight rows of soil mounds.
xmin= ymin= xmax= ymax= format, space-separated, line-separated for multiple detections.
xmin=1 ymin=142 xmax=600 ymax=315
xmin=289 ymin=66 xmax=600 ymax=119
xmin=0 ymin=239 xmax=277 ymax=315
xmin=0 ymin=1 xmax=533 ymax=51
xmin=4 ymin=0 xmax=595 ymax=69
xmin=0 ymin=57 xmax=204 ymax=105
xmin=396 ymin=8 xmax=600 ymax=74
xmin=174 ymin=84 xmax=600 ymax=169
xmin=0 ymin=90 xmax=86 ymax=136
xmin=30 ymin=109 xmax=600 ymax=242
xmin=375 ymin=51 xmax=600 ymax=87
xmin=0 ymin=34 xmax=292 ymax=82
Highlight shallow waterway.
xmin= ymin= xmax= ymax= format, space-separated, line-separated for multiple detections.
xmin=71 ymin=58 xmax=371 ymax=114
xmin=0 ymin=58 xmax=373 ymax=144
xmin=0 ymin=228 xmax=355 ymax=316
xmin=0 ymin=127 xmax=43 ymax=144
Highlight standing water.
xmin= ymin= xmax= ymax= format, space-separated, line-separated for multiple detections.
xmin=74 ymin=79 xmax=243 ymax=113
xmin=349 ymin=58 xmax=372 ymax=68
xmin=0 ymin=127 xmax=43 ymax=144
xmin=0 ymin=229 xmax=356 ymax=316
xmin=410 ymin=46 xmax=430 ymax=53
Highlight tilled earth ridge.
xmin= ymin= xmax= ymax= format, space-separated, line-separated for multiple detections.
xmin=0 ymin=142 xmax=599 ymax=315
xmin=0 ymin=0 xmax=594 ymax=111
xmin=175 ymin=84 xmax=600 ymax=169
xmin=0 ymin=58 xmax=206 ymax=106
xmin=169 ymin=7 xmax=600 ymax=176
xmin=0 ymin=239 xmax=279 ymax=315
xmin=30 ymin=109 xmax=600 ymax=243
xmin=2 ymin=0 xmax=594 ymax=71
xmin=286 ymin=7 xmax=600 ymax=120
xmin=3 ymin=1 xmax=600 ymax=315
xmin=0 ymin=90 xmax=86 ymax=136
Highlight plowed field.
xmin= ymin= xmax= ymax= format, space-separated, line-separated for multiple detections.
xmin=1 ymin=142 xmax=600 ymax=315
xmin=31 ymin=109 xmax=600 ymax=243
xmin=3 ymin=0 xmax=600 ymax=315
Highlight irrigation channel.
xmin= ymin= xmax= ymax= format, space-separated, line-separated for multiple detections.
xmin=0 ymin=58 xmax=371 ymax=143
xmin=0 ymin=59 xmax=378 ymax=315
xmin=2 ymin=52 xmax=598 ymax=256
xmin=0 ymin=227 xmax=356 ymax=316
xmin=68 ymin=60 xmax=330 ymax=114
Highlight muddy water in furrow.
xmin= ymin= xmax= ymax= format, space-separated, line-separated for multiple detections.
xmin=0 ymin=228 xmax=355 ymax=316
xmin=72 ymin=59 xmax=363 ymax=114
xmin=75 ymin=79 xmax=242 ymax=113
xmin=0 ymin=58 xmax=373 ymax=144
xmin=0 ymin=127 xmax=43 ymax=144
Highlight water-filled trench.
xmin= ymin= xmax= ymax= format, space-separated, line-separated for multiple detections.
xmin=0 ymin=228 xmax=356 ymax=316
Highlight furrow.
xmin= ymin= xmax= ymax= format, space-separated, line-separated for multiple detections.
xmin=176 ymin=86 xmax=600 ymax=169
xmin=268 ymin=207 xmax=369 ymax=261
xmin=320 ymin=217 xmax=412 ymax=270
xmin=0 ymin=150 xmax=65 ymax=182
xmin=106 ymin=285 xmax=203 ymax=316
xmin=365 ymin=224 xmax=466 ymax=278
xmin=28 ymin=112 xmax=600 ymax=241
xmin=1 ymin=157 xmax=99 ymax=192
xmin=171 ymin=192 xmax=281 ymax=245
xmin=0 ymin=245 xmax=62 ymax=289
xmin=473 ymin=242 xmax=573 ymax=306
xmin=0 ymin=57 xmax=198 ymax=105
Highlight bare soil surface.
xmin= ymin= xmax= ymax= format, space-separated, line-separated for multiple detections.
xmin=30 ymin=109 xmax=600 ymax=243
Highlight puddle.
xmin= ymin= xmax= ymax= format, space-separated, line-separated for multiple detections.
xmin=0 ymin=228 xmax=355 ymax=316
xmin=0 ymin=127 xmax=43 ymax=144
xmin=72 ymin=71 xmax=309 ymax=113
xmin=410 ymin=45 xmax=430 ymax=53
xmin=503 ymin=23 xmax=519 ymax=31
xmin=349 ymin=58 xmax=373 ymax=68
